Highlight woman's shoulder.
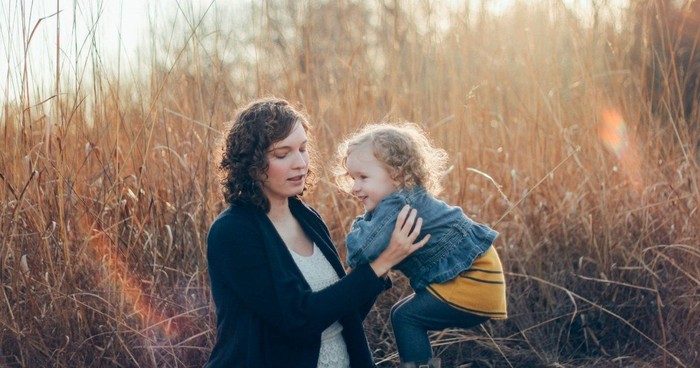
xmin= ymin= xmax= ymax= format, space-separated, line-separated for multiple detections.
xmin=215 ymin=203 xmax=257 ymax=218
xmin=210 ymin=205 xmax=261 ymax=232
xmin=207 ymin=205 xmax=265 ymax=255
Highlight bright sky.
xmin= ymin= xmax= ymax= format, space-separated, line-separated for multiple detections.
xmin=1 ymin=0 xmax=224 ymax=98
xmin=1 ymin=0 xmax=628 ymax=101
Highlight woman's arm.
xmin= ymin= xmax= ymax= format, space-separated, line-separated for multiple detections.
xmin=207 ymin=206 xmax=426 ymax=341
xmin=207 ymin=213 xmax=399 ymax=342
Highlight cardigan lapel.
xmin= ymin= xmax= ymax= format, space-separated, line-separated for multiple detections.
xmin=289 ymin=198 xmax=347 ymax=278
xmin=252 ymin=197 xmax=347 ymax=287
xmin=249 ymin=203 xmax=312 ymax=292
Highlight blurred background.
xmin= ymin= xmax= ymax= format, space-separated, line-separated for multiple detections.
xmin=1 ymin=0 xmax=698 ymax=367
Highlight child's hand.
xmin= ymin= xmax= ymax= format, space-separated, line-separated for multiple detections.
xmin=370 ymin=205 xmax=430 ymax=277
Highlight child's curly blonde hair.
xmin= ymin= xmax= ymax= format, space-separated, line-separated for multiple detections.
xmin=335 ymin=122 xmax=449 ymax=196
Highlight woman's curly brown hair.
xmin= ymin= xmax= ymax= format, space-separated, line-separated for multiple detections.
xmin=217 ymin=97 xmax=316 ymax=212
xmin=335 ymin=122 xmax=449 ymax=196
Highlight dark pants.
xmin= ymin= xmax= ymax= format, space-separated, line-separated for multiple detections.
xmin=390 ymin=290 xmax=489 ymax=362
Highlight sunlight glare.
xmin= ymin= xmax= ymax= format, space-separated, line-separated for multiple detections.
xmin=599 ymin=109 xmax=643 ymax=193
xmin=78 ymin=215 xmax=179 ymax=341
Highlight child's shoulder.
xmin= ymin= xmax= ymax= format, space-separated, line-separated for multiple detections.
xmin=367 ymin=187 xmax=433 ymax=215
xmin=399 ymin=185 xmax=429 ymax=201
xmin=375 ymin=190 xmax=414 ymax=210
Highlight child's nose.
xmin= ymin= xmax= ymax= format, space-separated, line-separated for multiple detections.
xmin=351 ymin=181 xmax=361 ymax=193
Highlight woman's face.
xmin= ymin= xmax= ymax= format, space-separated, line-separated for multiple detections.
xmin=262 ymin=122 xmax=309 ymax=204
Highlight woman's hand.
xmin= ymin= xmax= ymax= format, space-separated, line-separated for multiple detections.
xmin=370 ymin=205 xmax=430 ymax=277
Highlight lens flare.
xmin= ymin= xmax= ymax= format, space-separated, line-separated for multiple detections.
xmin=79 ymin=214 xmax=178 ymax=341
xmin=598 ymin=109 xmax=643 ymax=193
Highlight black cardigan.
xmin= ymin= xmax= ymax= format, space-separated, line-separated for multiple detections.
xmin=206 ymin=197 xmax=388 ymax=367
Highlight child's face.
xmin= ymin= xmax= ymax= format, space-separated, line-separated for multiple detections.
xmin=345 ymin=143 xmax=398 ymax=212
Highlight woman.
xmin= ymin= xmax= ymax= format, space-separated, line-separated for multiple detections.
xmin=207 ymin=97 xmax=429 ymax=367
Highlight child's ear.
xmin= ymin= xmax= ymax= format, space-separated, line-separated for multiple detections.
xmin=391 ymin=175 xmax=401 ymax=189
xmin=386 ymin=166 xmax=403 ymax=189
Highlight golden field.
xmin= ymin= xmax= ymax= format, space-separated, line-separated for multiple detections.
xmin=0 ymin=1 xmax=698 ymax=367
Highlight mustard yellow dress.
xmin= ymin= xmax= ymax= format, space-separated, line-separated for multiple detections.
xmin=426 ymin=246 xmax=507 ymax=319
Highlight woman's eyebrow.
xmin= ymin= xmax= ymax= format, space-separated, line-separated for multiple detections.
xmin=268 ymin=140 xmax=307 ymax=152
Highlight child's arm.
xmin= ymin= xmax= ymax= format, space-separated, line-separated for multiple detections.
xmin=346 ymin=195 xmax=408 ymax=268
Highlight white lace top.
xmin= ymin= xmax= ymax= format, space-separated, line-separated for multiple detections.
xmin=288 ymin=243 xmax=351 ymax=368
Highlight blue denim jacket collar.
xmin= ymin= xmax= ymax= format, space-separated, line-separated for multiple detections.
xmin=364 ymin=186 xmax=426 ymax=221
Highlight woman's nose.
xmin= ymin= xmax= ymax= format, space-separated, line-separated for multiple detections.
xmin=292 ymin=151 xmax=308 ymax=168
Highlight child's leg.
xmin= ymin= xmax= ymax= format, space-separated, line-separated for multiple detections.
xmin=390 ymin=290 xmax=489 ymax=363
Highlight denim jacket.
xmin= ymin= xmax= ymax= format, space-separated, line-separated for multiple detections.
xmin=346 ymin=186 xmax=498 ymax=290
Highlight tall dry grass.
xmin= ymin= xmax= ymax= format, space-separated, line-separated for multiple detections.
xmin=1 ymin=0 xmax=698 ymax=367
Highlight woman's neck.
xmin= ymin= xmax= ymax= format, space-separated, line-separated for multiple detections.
xmin=266 ymin=197 xmax=314 ymax=256
xmin=267 ymin=197 xmax=292 ymax=223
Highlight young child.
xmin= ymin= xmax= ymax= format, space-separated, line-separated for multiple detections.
xmin=335 ymin=123 xmax=507 ymax=368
